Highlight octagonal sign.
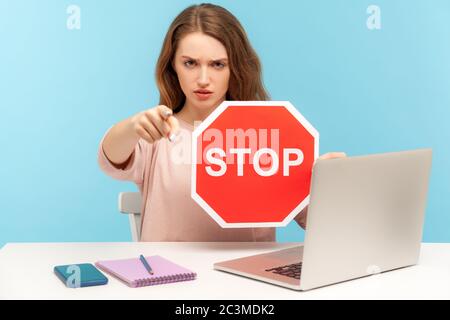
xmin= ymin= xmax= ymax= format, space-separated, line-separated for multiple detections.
xmin=191 ymin=101 xmax=319 ymax=228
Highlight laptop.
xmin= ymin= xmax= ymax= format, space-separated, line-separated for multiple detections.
xmin=214 ymin=149 xmax=432 ymax=291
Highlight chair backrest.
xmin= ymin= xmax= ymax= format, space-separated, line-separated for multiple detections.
xmin=118 ymin=192 xmax=142 ymax=242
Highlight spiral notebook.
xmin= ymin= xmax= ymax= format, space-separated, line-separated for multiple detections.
xmin=95 ymin=255 xmax=197 ymax=288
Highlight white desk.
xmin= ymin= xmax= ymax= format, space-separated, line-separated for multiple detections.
xmin=1 ymin=242 xmax=450 ymax=300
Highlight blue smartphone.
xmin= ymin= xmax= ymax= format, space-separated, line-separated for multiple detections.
xmin=54 ymin=263 xmax=108 ymax=288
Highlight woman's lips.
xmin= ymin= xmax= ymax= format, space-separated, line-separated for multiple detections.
xmin=194 ymin=91 xmax=213 ymax=100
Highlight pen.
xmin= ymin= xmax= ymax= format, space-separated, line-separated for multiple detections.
xmin=139 ymin=254 xmax=154 ymax=275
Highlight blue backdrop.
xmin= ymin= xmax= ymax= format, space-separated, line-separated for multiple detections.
xmin=1 ymin=0 xmax=449 ymax=247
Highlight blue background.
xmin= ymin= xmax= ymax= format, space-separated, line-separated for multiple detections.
xmin=1 ymin=0 xmax=449 ymax=248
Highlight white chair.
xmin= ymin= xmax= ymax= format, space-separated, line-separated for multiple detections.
xmin=118 ymin=192 xmax=142 ymax=242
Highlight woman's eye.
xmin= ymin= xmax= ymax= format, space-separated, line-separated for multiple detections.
xmin=184 ymin=60 xmax=196 ymax=67
xmin=213 ymin=62 xmax=225 ymax=69
xmin=183 ymin=60 xmax=226 ymax=69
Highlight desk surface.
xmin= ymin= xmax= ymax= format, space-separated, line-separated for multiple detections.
xmin=1 ymin=242 xmax=450 ymax=299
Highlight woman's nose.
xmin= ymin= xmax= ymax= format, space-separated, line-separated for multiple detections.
xmin=197 ymin=66 xmax=210 ymax=86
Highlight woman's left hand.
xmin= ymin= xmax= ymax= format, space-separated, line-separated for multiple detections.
xmin=318 ymin=152 xmax=347 ymax=161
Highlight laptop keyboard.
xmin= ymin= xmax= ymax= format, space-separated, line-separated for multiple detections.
xmin=265 ymin=262 xmax=302 ymax=279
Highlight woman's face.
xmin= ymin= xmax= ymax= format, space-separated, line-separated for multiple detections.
xmin=174 ymin=32 xmax=230 ymax=112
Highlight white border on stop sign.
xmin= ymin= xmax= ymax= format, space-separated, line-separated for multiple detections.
xmin=191 ymin=101 xmax=320 ymax=228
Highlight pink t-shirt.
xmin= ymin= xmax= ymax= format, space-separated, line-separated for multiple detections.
xmin=98 ymin=116 xmax=294 ymax=242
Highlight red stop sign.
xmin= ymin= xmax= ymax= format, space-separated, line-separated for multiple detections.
xmin=191 ymin=101 xmax=319 ymax=228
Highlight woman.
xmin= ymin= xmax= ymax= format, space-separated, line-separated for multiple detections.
xmin=98 ymin=3 xmax=345 ymax=241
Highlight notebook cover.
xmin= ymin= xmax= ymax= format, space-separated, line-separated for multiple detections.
xmin=95 ymin=255 xmax=197 ymax=288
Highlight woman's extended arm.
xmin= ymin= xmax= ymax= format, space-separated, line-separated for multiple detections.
xmin=102 ymin=105 xmax=180 ymax=167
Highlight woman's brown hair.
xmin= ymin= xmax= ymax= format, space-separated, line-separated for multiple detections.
xmin=156 ymin=3 xmax=270 ymax=113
